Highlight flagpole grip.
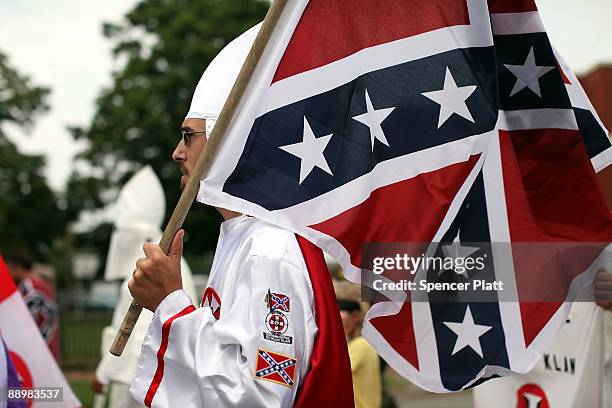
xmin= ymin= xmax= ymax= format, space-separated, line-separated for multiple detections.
xmin=107 ymin=0 xmax=288 ymax=356
xmin=110 ymin=300 xmax=143 ymax=356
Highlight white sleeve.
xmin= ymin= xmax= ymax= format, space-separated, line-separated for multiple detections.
xmin=96 ymin=257 xmax=196 ymax=386
xmin=130 ymin=255 xmax=317 ymax=408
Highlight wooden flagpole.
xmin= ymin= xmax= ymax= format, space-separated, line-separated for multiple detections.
xmin=110 ymin=0 xmax=289 ymax=356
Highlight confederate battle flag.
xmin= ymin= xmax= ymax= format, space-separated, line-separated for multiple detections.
xmin=196 ymin=0 xmax=612 ymax=391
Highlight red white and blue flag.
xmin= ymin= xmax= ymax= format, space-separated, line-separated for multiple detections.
xmin=254 ymin=349 xmax=297 ymax=387
xmin=267 ymin=291 xmax=291 ymax=313
xmin=0 ymin=254 xmax=80 ymax=407
xmin=197 ymin=0 xmax=612 ymax=391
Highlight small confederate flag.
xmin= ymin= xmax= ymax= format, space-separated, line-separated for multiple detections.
xmin=267 ymin=291 xmax=291 ymax=313
xmin=254 ymin=349 xmax=297 ymax=387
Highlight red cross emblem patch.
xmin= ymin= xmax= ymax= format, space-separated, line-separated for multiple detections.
xmin=254 ymin=349 xmax=297 ymax=387
xmin=265 ymin=311 xmax=288 ymax=334
xmin=201 ymin=287 xmax=221 ymax=320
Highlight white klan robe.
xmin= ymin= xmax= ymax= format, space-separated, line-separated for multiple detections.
xmin=131 ymin=216 xmax=313 ymax=406
xmin=95 ymin=166 xmax=197 ymax=404
xmin=474 ymin=302 xmax=612 ymax=407
xmin=130 ymin=215 xmax=353 ymax=407
xmin=130 ymin=24 xmax=353 ymax=408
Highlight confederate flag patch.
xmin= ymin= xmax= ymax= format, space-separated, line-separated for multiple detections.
xmin=254 ymin=349 xmax=297 ymax=387
xmin=266 ymin=290 xmax=291 ymax=313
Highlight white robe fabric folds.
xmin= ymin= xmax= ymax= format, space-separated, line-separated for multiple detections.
xmin=130 ymin=215 xmax=318 ymax=407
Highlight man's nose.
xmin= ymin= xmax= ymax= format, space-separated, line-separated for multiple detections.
xmin=172 ymin=141 xmax=186 ymax=162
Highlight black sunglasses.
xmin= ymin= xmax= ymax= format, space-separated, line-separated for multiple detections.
xmin=181 ymin=129 xmax=206 ymax=146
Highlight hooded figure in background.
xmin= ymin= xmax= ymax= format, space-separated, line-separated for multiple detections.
xmin=93 ymin=165 xmax=197 ymax=408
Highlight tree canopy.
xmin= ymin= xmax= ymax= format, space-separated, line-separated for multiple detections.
xmin=67 ymin=0 xmax=270 ymax=268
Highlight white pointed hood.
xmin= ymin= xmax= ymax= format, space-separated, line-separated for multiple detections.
xmin=97 ymin=168 xmax=198 ymax=386
xmin=185 ymin=23 xmax=261 ymax=135
xmin=104 ymin=166 xmax=165 ymax=280
xmin=114 ymin=165 xmax=165 ymax=230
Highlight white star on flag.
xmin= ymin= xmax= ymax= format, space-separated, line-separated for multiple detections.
xmin=443 ymin=306 xmax=492 ymax=357
xmin=279 ymin=116 xmax=333 ymax=184
xmin=422 ymin=66 xmax=477 ymax=128
xmin=504 ymin=46 xmax=555 ymax=97
xmin=440 ymin=235 xmax=481 ymax=278
xmin=352 ymin=89 xmax=396 ymax=151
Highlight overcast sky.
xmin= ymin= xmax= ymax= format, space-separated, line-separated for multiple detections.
xmin=1 ymin=0 xmax=611 ymax=192
xmin=0 ymin=0 xmax=138 ymax=191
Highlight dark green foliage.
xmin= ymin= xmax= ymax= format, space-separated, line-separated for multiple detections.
xmin=0 ymin=51 xmax=50 ymax=126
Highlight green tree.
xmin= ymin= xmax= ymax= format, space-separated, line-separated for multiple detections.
xmin=67 ymin=0 xmax=269 ymax=269
xmin=0 ymin=50 xmax=66 ymax=263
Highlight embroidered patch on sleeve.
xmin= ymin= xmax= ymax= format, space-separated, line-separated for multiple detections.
xmin=254 ymin=349 xmax=297 ymax=387
xmin=265 ymin=311 xmax=289 ymax=334
xmin=265 ymin=289 xmax=291 ymax=313
xmin=262 ymin=305 xmax=293 ymax=344
xmin=263 ymin=331 xmax=293 ymax=345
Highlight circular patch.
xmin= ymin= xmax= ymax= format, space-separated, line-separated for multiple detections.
xmin=516 ymin=383 xmax=549 ymax=408
xmin=266 ymin=311 xmax=288 ymax=334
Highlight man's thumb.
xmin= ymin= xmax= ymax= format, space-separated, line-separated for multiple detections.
xmin=169 ymin=229 xmax=184 ymax=259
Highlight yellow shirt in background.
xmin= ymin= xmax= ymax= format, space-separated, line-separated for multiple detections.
xmin=348 ymin=336 xmax=382 ymax=408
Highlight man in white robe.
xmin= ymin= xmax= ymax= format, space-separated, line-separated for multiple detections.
xmin=127 ymin=25 xmax=354 ymax=408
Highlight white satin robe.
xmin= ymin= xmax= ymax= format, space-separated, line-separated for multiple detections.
xmin=130 ymin=215 xmax=318 ymax=407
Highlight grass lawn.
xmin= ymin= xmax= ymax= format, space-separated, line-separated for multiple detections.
xmin=69 ymin=379 xmax=95 ymax=408
xmin=61 ymin=311 xmax=111 ymax=368
xmin=62 ymin=310 xmax=111 ymax=407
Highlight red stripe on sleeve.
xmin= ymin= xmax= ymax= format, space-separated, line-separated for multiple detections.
xmin=273 ymin=0 xmax=469 ymax=83
xmin=144 ymin=304 xmax=196 ymax=407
